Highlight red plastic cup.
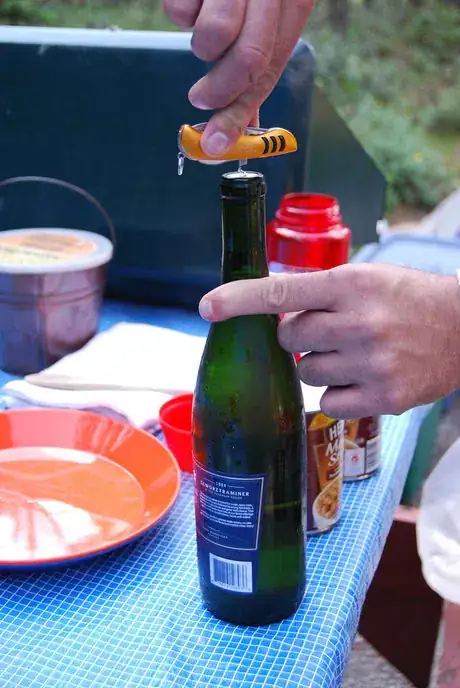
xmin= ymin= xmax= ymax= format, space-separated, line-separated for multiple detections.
xmin=158 ymin=393 xmax=194 ymax=473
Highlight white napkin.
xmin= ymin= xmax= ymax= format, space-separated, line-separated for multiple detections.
xmin=417 ymin=436 xmax=460 ymax=604
xmin=1 ymin=323 xmax=206 ymax=432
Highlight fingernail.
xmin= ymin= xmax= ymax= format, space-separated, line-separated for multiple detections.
xmin=189 ymin=95 xmax=212 ymax=110
xmin=199 ymin=298 xmax=214 ymax=321
xmin=189 ymin=82 xmax=212 ymax=110
xmin=202 ymin=132 xmax=230 ymax=156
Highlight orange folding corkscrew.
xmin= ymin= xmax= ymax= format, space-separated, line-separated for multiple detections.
xmin=177 ymin=123 xmax=298 ymax=175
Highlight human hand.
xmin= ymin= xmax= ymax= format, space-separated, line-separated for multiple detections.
xmin=163 ymin=0 xmax=315 ymax=156
xmin=198 ymin=264 xmax=460 ymax=418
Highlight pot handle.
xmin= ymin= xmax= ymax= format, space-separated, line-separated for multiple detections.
xmin=0 ymin=175 xmax=116 ymax=250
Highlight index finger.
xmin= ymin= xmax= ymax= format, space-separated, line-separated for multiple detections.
xmin=191 ymin=0 xmax=247 ymax=63
xmin=189 ymin=0 xmax=280 ymax=110
xmin=199 ymin=272 xmax=339 ymax=321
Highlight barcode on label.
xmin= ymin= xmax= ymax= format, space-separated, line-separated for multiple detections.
xmin=366 ymin=435 xmax=380 ymax=472
xmin=209 ymin=554 xmax=253 ymax=593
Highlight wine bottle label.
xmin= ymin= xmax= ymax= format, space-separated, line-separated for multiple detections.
xmin=194 ymin=462 xmax=266 ymax=595
xmin=343 ymin=416 xmax=381 ymax=481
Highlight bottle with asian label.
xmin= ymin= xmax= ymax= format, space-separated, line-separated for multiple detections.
xmin=192 ymin=171 xmax=306 ymax=626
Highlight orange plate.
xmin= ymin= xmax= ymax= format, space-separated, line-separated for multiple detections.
xmin=0 ymin=409 xmax=181 ymax=570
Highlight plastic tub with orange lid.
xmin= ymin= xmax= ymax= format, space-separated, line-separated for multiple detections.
xmin=0 ymin=177 xmax=115 ymax=375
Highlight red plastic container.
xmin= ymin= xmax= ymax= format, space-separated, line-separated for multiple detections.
xmin=267 ymin=192 xmax=351 ymax=271
xmin=158 ymin=393 xmax=194 ymax=473
xmin=272 ymin=226 xmax=350 ymax=272
xmin=270 ymin=192 xmax=351 ymax=363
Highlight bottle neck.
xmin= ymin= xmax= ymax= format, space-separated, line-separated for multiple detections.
xmin=221 ymin=189 xmax=269 ymax=283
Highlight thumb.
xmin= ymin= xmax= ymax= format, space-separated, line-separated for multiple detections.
xmin=200 ymin=100 xmax=257 ymax=157
xmin=199 ymin=272 xmax=338 ymax=321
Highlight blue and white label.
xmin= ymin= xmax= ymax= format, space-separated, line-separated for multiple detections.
xmin=194 ymin=463 xmax=265 ymax=594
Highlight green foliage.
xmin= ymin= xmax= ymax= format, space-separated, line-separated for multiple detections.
xmin=423 ymin=88 xmax=460 ymax=134
xmin=403 ymin=2 xmax=460 ymax=63
xmin=0 ymin=0 xmax=174 ymax=31
xmin=306 ymin=0 xmax=460 ymax=213
xmin=349 ymin=97 xmax=455 ymax=211
xmin=45 ymin=0 xmax=175 ymax=32
xmin=0 ymin=0 xmax=54 ymax=25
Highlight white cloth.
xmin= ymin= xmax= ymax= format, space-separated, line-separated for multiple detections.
xmin=2 ymin=323 xmax=206 ymax=431
xmin=417 ymin=435 xmax=460 ymax=604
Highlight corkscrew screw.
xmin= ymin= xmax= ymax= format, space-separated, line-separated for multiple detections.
xmin=177 ymin=123 xmax=298 ymax=176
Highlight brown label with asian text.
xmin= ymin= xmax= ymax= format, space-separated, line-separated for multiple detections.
xmin=306 ymin=411 xmax=344 ymax=534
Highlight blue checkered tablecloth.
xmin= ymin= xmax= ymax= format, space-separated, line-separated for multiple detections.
xmin=0 ymin=300 xmax=428 ymax=688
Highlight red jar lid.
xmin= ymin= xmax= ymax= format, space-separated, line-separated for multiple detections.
xmin=276 ymin=193 xmax=342 ymax=232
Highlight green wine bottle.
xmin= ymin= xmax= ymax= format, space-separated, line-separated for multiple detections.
xmin=192 ymin=171 xmax=306 ymax=626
